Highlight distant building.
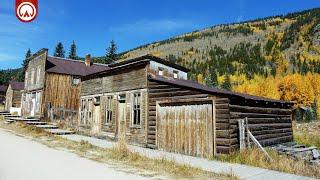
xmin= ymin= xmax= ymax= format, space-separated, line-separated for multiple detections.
xmin=5 ymin=81 xmax=24 ymax=115
xmin=21 ymin=49 xmax=108 ymax=119
xmin=0 ymin=85 xmax=7 ymax=105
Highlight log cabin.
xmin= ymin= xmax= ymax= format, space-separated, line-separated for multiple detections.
xmin=80 ymin=54 xmax=294 ymax=156
xmin=21 ymin=49 xmax=109 ymax=120
xmin=5 ymin=81 xmax=24 ymax=114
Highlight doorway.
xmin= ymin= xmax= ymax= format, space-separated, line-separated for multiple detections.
xmin=117 ymin=94 xmax=126 ymax=139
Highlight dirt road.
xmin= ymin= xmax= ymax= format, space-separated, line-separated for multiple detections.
xmin=0 ymin=129 xmax=148 ymax=180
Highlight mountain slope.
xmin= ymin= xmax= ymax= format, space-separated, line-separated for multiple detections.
xmin=120 ymin=8 xmax=320 ymax=81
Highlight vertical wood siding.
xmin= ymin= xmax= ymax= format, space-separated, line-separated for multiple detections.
xmin=157 ymin=104 xmax=213 ymax=157
xmin=43 ymin=73 xmax=81 ymax=117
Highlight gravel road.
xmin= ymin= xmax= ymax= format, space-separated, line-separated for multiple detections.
xmin=0 ymin=129 xmax=148 ymax=180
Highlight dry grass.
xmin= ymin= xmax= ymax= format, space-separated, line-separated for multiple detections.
xmin=0 ymin=121 xmax=237 ymax=180
xmin=293 ymin=121 xmax=320 ymax=149
xmin=214 ymin=148 xmax=320 ymax=178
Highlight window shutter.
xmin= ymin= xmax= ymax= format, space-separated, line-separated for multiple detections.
xmin=111 ymin=95 xmax=116 ymax=125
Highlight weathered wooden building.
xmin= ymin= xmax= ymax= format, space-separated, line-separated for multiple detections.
xmin=5 ymin=81 xmax=24 ymax=111
xmin=0 ymin=85 xmax=6 ymax=105
xmin=80 ymin=55 xmax=294 ymax=156
xmin=21 ymin=49 xmax=108 ymax=119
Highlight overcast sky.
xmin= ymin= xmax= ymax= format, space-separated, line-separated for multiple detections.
xmin=0 ymin=0 xmax=319 ymax=69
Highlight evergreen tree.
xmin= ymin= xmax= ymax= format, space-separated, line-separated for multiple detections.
xmin=221 ymin=74 xmax=231 ymax=90
xmin=105 ymin=40 xmax=118 ymax=64
xmin=19 ymin=49 xmax=32 ymax=80
xmin=68 ymin=41 xmax=77 ymax=60
xmin=209 ymin=69 xmax=218 ymax=87
xmin=53 ymin=42 xmax=65 ymax=58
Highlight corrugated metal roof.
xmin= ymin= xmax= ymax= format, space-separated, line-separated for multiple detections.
xmin=0 ymin=85 xmax=7 ymax=92
xmin=9 ymin=81 xmax=24 ymax=90
xmin=46 ymin=56 xmax=110 ymax=76
xmin=148 ymin=75 xmax=292 ymax=104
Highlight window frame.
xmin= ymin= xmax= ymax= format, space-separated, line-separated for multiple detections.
xmin=158 ymin=67 xmax=164 ymax=76
xmin=31 ymin=69 xmax=35 ymax=85
xmin=105 ymin=96 xmax=113 ymax=125
xmin=173 ymin=70 xmax=179 ymax=78
xmin=25 ymin=71 xmax=28 ymax=87
xmin=71 ymin=76 xmax=81 ymax=86
xmin=132 ymin=92 xmax=141 ymax=126
xmin=36 ymin=66 xmax=41 ymax=84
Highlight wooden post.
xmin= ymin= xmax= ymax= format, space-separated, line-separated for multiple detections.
xmin=245 ymin=117 xmax=250 ymax=148
xmin=238 ymin=119 xmax=245 ymax=150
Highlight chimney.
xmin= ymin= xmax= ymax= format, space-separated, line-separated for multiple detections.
xmin=85 ymin=54 xmax=91 ymax=67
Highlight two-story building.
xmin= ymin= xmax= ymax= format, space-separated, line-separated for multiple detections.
xmin=80 ymin=55 xmax=294 ymax=156
xmin=21 ymin=49 xmax=109 ymax=120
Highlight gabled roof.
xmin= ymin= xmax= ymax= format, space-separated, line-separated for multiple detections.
xmin=0 ymin=85 xmax=7 ymax=93
xmin=148 ymin=75 xmax=293 ymax=105
xmin=9 ymin=81 xmax=24 ymax=91
xmin=46 ymin=56 xmax=110 ymax=76
xmin=109 ymin=54 xmax=190 ymax=72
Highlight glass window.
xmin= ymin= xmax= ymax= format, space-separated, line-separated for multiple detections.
xmin=173 ymin=70 xmax=179 ymax=78
xmin=71 ymin=76 xmax=81 ymax=86
xmin=158 ymin=67 xmax=164 ymax=76
xmin=133 ymin=93 xmax=141 ymax=126
xmin=105 ymin=96 xmax=113 ymax=124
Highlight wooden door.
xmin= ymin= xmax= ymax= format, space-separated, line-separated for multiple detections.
xmin=157 ymin=104 xmax=214 ymax=158
xmin=91 ymin=105 xmax=101 ymax=135
xmin=117 ymin=102 xmax=126 ymax=139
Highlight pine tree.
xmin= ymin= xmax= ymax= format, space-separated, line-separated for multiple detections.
xmin=68 ymin=41 xmax=77 ymax=60
xmin=105 ymin=40 xmax=118 ymax=64
xmin=210 ymin=69 xmax=219 ymax=87
xmin=221 ymin=74 xmax=231 ymax=90
xmin=20 ymin=48 xmax=32 ymax=80
xmin=54 ymin=42 xmax=65 ymax=58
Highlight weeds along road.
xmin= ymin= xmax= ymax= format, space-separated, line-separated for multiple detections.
xmin=0 ymin=129 xmax=148 ymax=180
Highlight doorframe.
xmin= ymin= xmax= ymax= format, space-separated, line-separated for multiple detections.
xmin=116 ymin=94 xmax=126 ymax=140
xmin=156 ymin=98 xmax=216 ymax=157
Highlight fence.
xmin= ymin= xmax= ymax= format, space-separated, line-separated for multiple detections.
xmin=238 ymin=118 xmax=272 ymax=161
xmin=47 ymin=105 xmax=78 ymax=129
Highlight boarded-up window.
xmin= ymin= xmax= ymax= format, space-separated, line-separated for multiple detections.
xmin=31 ymin=70 xmax=35 ymax=85
xmin=25 ymin=72 xmax=28 ymax=87
xmin=105 ymin=96 xmax=113 ymax=124
xmin=36 ymin=66 xmax=41 ymax=84
xmin=133 ymin=93 xmax=141 ymax=126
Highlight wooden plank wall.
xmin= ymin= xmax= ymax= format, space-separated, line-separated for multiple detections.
xmin=157 ymin=104 xmax=213 ymax=158
xmin=42 ymin=73 xmax=81 ymax=118
xmin=229 ymin=102 xmax=293 ymax=150
xmin=147 ymin=80 xmax=212 ymax=149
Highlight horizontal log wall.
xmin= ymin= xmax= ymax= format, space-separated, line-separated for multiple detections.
xmin=214 ymin=98 xmax=234 ymax=154
xmin=229 ymin=102 xmax=293 ymax=151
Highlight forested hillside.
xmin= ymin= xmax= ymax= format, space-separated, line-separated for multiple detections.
xmin=120 ymin=8 xmax=320 ymax=116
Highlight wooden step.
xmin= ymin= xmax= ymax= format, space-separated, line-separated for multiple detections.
xmin=25 ymin=121 xmax=47 ymax=125
xmin=44 ymin=129 xmax=75 ymax=135
xmin=8 ymin=117 xmax=39 ymax=121
xmin=3 ymin=114 xmax=20 ymax=118
xmin=36 ymin=125 xmax=59 ymax=129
